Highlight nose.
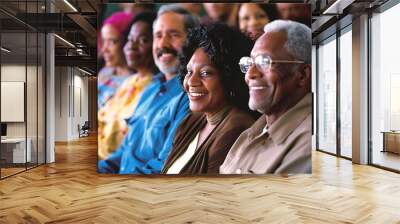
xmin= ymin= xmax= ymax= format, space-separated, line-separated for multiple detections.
xmin=123 ymin=41 xmax=130 ymax=52
xmin=101 ymin=41 xmax=109 ymax=53
xmin=248 ymin=17 xmax=257 ymax=27
xmin=125 ymin=39 xmax=138 ymax=51
xmin=187 ymin=72 xmax=201 ymax=87
xmin=156 ymin=34 xmax=171 ymax=49
xmin=245 ymin=64 xmax=262 ymax=82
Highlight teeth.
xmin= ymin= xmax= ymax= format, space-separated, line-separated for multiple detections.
xmin=190 ymin=92 xmax=206 ymax=97
xmin=160 ymin=53 xmax=173 ymax=57
xmin=250 ymin=86 xmax=266 ymax=90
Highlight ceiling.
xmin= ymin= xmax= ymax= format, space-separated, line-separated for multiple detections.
xmin=311 ymin=0 xmax=390 ymax=43
xmin=0 ymin=0 xmax=103 ymax=73
xmin=0 ymin=0 xmax=393 ymax=74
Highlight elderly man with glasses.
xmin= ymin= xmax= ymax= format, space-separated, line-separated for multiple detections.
xmin=220 ymin=20 xmax=312 ymax=174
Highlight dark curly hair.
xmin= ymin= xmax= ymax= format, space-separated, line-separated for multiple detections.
xmin=122 ymin=11 xmax=157 ymax=46
xmin=179 ymin=23 xmax=255 ymax=114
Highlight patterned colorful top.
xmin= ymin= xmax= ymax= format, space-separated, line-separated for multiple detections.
xmin=98 ymin=73 xmax=154 ymax=160
xmin=97 ymin=67 xmax=131 ymax=109
xmin=98 ymin=74 xmax=190 ymax=174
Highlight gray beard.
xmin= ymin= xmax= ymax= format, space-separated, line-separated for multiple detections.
xmin=248 ymin=96 xmax=273 ymax=114
xmin=248 ymin=86 xmax=277 ymax=114
xmin=249 ymin=102 xmax=268 ymax=114
xmin=155 ymin=60 xmax=179 ymax=75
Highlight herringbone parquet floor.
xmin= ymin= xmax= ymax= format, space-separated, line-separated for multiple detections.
xmin=0 ymin=135 xmax=400 ymax=223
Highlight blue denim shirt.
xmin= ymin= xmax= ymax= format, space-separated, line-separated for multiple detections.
xmin=98 ymin=74 xmax=189 ymax=174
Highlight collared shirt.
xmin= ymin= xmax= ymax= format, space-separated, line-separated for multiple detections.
xmin=98 ymin=74 xmax=190 ymax=174
xmin=220 ymin=93 xmax=312 ymax=174
xmin=97 ymin=67 xmax=131 ymax=109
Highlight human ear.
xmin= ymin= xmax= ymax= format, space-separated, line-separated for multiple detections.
xmin=297 ymin=64 xmax=311 ymax=87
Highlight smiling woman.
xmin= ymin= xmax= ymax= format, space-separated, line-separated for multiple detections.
xmin=161 ymin=23 xmax=257 ymax=174
xmin=184 ymin=48 xmax=227 ymax=114
xmin=97 ymin=12 xmax=157 ymax=160
xmin=238 ymin=3 xmax=278 ymax=41
xmin=97 ymin=12 xmax=134 ymax=109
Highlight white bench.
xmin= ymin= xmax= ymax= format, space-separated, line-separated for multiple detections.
xmin=1 ymin=138 xmax=32 ymax=163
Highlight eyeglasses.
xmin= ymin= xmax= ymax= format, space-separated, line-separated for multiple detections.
xmin=238 ymin=55 xmax=304 ymax=74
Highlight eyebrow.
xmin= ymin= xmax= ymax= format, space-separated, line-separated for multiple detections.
xmin=168 ymin=29 xmax=182 ymax=33
xmin=103 ymin=37 xmax=119 ymax=41
xmin=129 ymin=33 xmax=150 ymax=38
xmin=154 ymin=29 xmax=183 ymax=35
xmin=187 ymin=63 xmax=214 ymax=69
xmin=251 ymin=53 xmax=273 ymax=58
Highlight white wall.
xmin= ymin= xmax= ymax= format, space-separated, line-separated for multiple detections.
xmin=1 ymin=65 xmax=26 ymax=136
xmin=54 ymin=66 xmax=89 ymax=141
xmin=76 ymin=70 xmax=89 ymax=139
xmin=1 ymin=63 xmax=46 ymax=164
xmin=1 ymin=65 xmax=37 ymax=138
xmin=55 ymin=66 xmax=69 ymax=141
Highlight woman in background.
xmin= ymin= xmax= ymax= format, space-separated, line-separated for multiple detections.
xmin=162 ymin=23 xmax=256 ymax=174
xmin=238 ymin=3 xmax=278 ymax=41
xmin=98 ymin=12 xmax=157 ymax=160
xmin=98 ymin=12 xmax=134 ymax=109
xmin=202 ymin=3 xmax=238 ymax=27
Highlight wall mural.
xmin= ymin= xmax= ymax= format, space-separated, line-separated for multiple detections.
xmin=97 ymin=3 xmax=312 ymax=175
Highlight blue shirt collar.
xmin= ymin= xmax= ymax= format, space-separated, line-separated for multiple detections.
xmin=156 ymin=73 xmax=182 ymax=94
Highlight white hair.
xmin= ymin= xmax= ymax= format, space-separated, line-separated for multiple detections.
xmin=263 ymin=20 xmax=311 ymax=64
xmin=155 ymin=4 xmax=199 ymax=32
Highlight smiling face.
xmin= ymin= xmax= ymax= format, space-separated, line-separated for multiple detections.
xmin=152 ymin=12 xmax=187 ymax=78
xmin=101 ymin=24 xmax=124 ymax=67
xmin=124 ymin=21 xmax=153 ymax=70
xmin=245 ymin=31 xmax=299 ymax=114
xmin=184 ymin=48 xmax=227 ymax=114
xmin=239 ymin=4 xmax=270 ymax=41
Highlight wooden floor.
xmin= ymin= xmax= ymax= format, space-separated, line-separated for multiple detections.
xmin=0 ymin=135 xmax=400 ymax=223
xmin=1 ymin=163 xmax=44 ymax=178
xmin=1 ymin=167 xmax=26 ymax=178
